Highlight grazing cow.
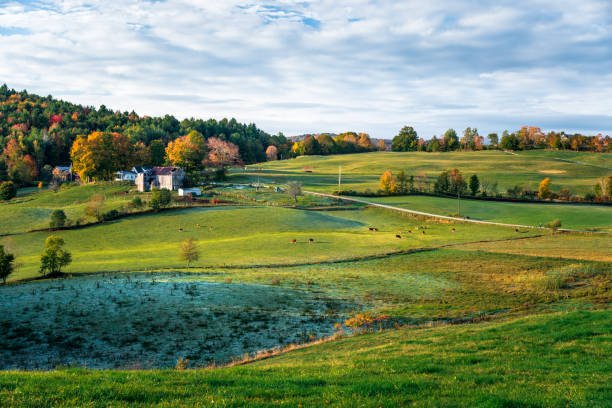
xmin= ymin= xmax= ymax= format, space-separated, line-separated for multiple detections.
xmin=421 ymin=230 xmax=425 ymax=235
xmin=369 ymin=227 xmax=375 ymax=231
xmin=395 ymin=234 xmax=402 ymax=239
xmin=196 ymin=224 xmax=200 ymax=228
xmin=309 ymin=238 xmax=314 ymax=243
xmin=291 ymin=239 xmax=297 ymax=244
xmin=451 ymin=228 xmax=456 ymax=232
xmin=373 ymin=227 xmax=378 ymax=231
xmin=407 ymin=230 xmax=412 ymax=233
xmin=179 ymin=228 xmax=183 ymax=232
xmin=515 ymin=228 xmax=519 ymax=232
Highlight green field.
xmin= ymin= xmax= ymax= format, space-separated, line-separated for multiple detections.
xmin=234 ymin=150 xmax=611 ymax=195
xmin=365 ymin=195 xmax=612 ymax=231
xmin=2 ymin=311 xmax=610 ymax=407
xmin=1 ymin=151 xmax=611 ymax=407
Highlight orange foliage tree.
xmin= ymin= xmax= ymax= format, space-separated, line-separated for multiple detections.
xmin=70 ymin=131 xmax=134 ymax=181
xmin=205 ymin=137 xmax=242 ymax=168
xmin=165 ymin=130 xmax=206 ymax=173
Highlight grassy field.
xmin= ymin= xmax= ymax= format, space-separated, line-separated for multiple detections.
xmin=2 ymin=204 xmax=541 ymax=281
xmin=2 ymin=310 xmax=610 ymax=407
xmin=233 ymin=150 xmax=611 ymax=195
xmin=365 ymin=195 xmax=612 ymax=231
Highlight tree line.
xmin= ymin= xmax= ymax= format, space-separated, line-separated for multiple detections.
xmin=392 ymin=125 xmax=610 ymax=152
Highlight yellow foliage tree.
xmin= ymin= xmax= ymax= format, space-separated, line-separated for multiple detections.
xmin=165 ymin=130 xmax=206 ymax=173
xmin=538 ymin=177 xmax=552 ymax=200
xmin=379 ymin=171 xmax=397 ymax=194
xmin=71 ymin=132 xmax=134 ymax=181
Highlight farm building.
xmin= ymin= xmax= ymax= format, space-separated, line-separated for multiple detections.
xmin=178 ymin=188 xmax=202 ymax=197
xmin=52 ymin=166 xmax=74 ymax=181
xmin=115 ymin=170 xmax=136 ymax=182
xmin=136 ymin=167 xmax=185 ymax=192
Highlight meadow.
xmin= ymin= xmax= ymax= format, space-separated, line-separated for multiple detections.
xmin=0 ymin=150 xmax=610 ymax=407
xmin=234 ymin=150 xmax=611 ymax=195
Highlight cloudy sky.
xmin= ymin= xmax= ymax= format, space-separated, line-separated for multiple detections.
xmin=0 ymin=0 xmax=611 ymax=138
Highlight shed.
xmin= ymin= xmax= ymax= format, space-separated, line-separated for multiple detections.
xmin=178 ymin=187 xmax=202 ymax=197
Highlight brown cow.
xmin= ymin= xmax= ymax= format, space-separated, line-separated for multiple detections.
xmin=421 ymin=230 xmax=425 ymax=235
xmin=179 ymin=228 xmax=183 ymax=232
xmin=308 ymin=238 xmax=314 ymax=243
xmin=407 ymin=230 xmax=412 ymax=233
xmin=451 ymin=228 xmax=456 ymax=232
xmin=395 ymin=235 xmax=401 ymax=239
xmin=291 ymin=239 xmax=297 ymax=244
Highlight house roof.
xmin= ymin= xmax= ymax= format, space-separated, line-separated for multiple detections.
xmin=54 ymin=166 xmax=71 ymax=172
xmin=151 ymin=166 xmax=182 ymax=175
xmin=116 ymin=170 xmax=136 ymax=175
xmin=132 ymin=166 xmax=152 ymax=173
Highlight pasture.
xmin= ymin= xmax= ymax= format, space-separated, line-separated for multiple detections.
xmin=234 ymin=150 xmax=611 ymax=195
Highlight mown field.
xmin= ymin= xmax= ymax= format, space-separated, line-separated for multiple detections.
xmin=365 ymin=195 xmax=612 ymax=231
xmin=233 ymin=150 xmax=611 ymax=195
xmin=2 ymin=311 xmax=610 ymax=407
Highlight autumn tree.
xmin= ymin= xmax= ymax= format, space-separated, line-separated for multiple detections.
xmin=0 ymin=245 xmax=15 ymax=284
xmin=286 ymin=181 xmax=303 ymax=202
xmin=538 ymin=178 xmax=552 ymax=200
xmin=179 ymin=237 xmax=200 ymax=268
xmin=206 ymin=137 xmax=242 ymax=168
xmin=377 ymin=139 xmax=386 ymax=151
xmin=71 ymin=132 xmax=134 ymax=181
xmin=443 ymin=129 xmax=459 ymax=151
xmin=597 ymin=175 xmax=612 ymax=199
xmin=39 ymin=235 xmax=72 ymax=276
xmin=165 ymin=130 xmax=206 ymax=173
xmin=379 ymin=171 xmax=397 ymax=194
xmin=265 ymin=145 xmax=278 ymax=161
xmin=85 ymin=194 xmax=105 ymax=221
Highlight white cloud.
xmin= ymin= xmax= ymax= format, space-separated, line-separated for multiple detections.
xmin=0 ymin=0 xmax=610 ymax=137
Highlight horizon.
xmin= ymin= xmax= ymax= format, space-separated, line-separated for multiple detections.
xmin=1 ymin=1 xmax=611 ymax=138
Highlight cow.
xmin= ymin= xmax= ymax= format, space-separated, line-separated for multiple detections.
xmin=407 ymin=230 xmax=412 ymax=233
xmin=308 ymin=238 xmax=314 ymax=243
xmin=451 ymin=228 xmax=456 ymax=232
xmin=369 ymin=227 xmax=378 ymax=231
xmin=515 ymin=228 xmax=519 ymax=232
xmin=196 ymin=224 xmax=200 ymax=228
xmin=179 ymin=228 xmax=183 ymax=232
xmin=421 ymin=230 xmax=425 ymax=235
xmin=291 ymin=239 xmax=297 ymax=244
xmin=395 ymin=234 xmax=401 ymax=239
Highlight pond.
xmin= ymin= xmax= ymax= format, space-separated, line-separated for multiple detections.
xmin=0 ymin=272 xmax=353 ymax=370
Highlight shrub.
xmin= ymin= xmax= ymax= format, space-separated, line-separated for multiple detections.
xmin=150 ymin=188 xmax=172 ymax=210
xmin=102 ymin=209 xmax=120 ymax=221
xmin=0 ymin=181 xmax=17 ymax=201
xmin=131 ymin=196 xmax=144 ymax=209
xmin=544 ymin=219 xmax=562 ymax=230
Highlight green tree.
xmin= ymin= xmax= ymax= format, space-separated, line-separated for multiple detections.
xmin=131 ymin=196 xmax=144 ymax=209
xmin=500 ymin=133 xmax=520 ymax=150
xmin=0 ymin=181 xmax=17 ymax=201
xmin=449 ymin=169 xmax=467 ymax=195
xmin=391 ymin=126 xmax=418 ymax=151
xmin=487 ymin=133 xmax=499 ymax=147
xmin=286 ymin=181 xmax=303 ymax=202
xmin=0 ymin=245 xmax=15 ymax=284
xmin=396 ymin=171 xmax=409 ymax=194
xmin=434 ymin=170 xmax=450 ymax=194
xmin=179 ymin=237 xmax=200 ymax=268
xmin=149 ymin=140 xmax=166 ymax=166
xmin=469 ymin=174 xmax=480 ymax=196
xmin=150 ymin=188 xmax=172 ymax=210
xmin=49 ymin=209 xmax=67 ymax=229
xmin=40 ymin=235 xmax=72 ymax=276
xmin=443 ymin=129 xmax=459 ymax=151
xmin=538 ymin=178 xmax=552 ymax=200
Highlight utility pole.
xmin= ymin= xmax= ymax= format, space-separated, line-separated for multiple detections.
xmin=338 ymin=166 xmax=342 ymax=192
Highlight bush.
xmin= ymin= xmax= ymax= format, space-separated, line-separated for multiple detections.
xmin=131 ymin=196 xmax=143 ymax=209
xmin=150 ymin=188 xmax=172 ymax=210
xmin=0 ymin=181 xmax=17 ymax=201
xmin=49 ymin=209 xmax=67 ymax=229
xmin=544 ymin=219 xmax=562 ymax=230
xmin=102 ymin=209 xmax=120 ymax=221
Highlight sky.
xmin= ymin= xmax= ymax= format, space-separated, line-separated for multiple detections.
xmin=0 ymin=0 xmax=611 ymax=139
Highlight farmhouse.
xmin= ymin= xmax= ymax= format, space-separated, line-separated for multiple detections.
xmin=135 ymin=166 xmax=185 ymax=192
xmin=52 ymin=166 xmax=73 ymax=181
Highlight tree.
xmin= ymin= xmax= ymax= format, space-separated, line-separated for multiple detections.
xmin=85 ymin=194 xmax=105 ymax=221
xmin=396 ymin=170 xmax=409 ymax=194
xmin=448 ymin=169 xmax=467 ymax=195
xmin=377 ymin=139 xmax=387 ymax=151
xmin=0 ymin=181 xmax=17 ymax=200
xmin=179 ymin=237 xmax=200 ymax=268
xmin=266 ymin=145 xmax=278 ymax=161
xmin=50 ymin=209 xmax=67 ymax=229
xmin=500 ymin=133 xmax=520 ymax=150
xmin=149 ymin=139 xmax=166 ymax=166
xmin=538 ymin=178 xmax=552 ymax=200
xmin=71 ymin=132 xmax=135 ymax=181
xmin=434 ymin=170 xmax=450 ymax=194
xmin=597 ymin=175 xmax=612 ymax=199
xmin=379 ymin=171 xmax=397 ymax=194
xmin=286 ymin=181 xmax=303 ymax=202
xmin=0 ymin=245 xmax=15 ymax=284
xmin=469 ymin=174 xmax=480 ymax=196
xmin=39 ymin=235 xmax=72 ymax=276
xmin=206 ymin=137 xmax=242 ymax=168
xmin=131 ymin=196 xmax=144 ymax=209
xmin=150 ymin=188 xmax=172 ymax=210
xmin=165 ymin=130 xmax=206 ymax=173
xmin=487 ymin=133 xmax=499 ymax=147
xmin=443 ymin=129 xmax=459 ymax=151
xmin=391 ymin=126 xmax=418 ymax=151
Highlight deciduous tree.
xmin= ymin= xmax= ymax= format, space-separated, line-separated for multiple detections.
xmin=0 ymin=245 xmax=15 ymax=284
xmin=379 ymin=171 xmax=397 ymax=194
xmin=179 ymin=237 xmax=200 ymax=268
xmin=165 ymin=131 xmax=206 ymax=173
xmin=39 ymin=235 xmax=72 ymax=276
xmin=50 ymin=209 xmax=67 ymax=229
xmin=391 ymin=126 xmax=418 ymax=151
xmin=538 ymin=178 xmax=552 ymax=200
xmin=469 ymin=174 xmax=480 ymax=196
xmin=286 ymin=181 xmax=303 ymax=202
xmin=265 ymin=145 xmax=278 ymax=161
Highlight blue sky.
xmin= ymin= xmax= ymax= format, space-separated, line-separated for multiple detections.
xmin=0 ymin=0 xmax=611 ymax=138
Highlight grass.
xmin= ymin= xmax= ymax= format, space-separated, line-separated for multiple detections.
xmin=2 ymin=205 xmax=543 ymax=281
xmin=233 ymin=150 xmax=611 ymax=195
xmin=365 ymin=195 xmax=612 ymax=231
xmin=1 ymin=310 xmax=610 ymax=407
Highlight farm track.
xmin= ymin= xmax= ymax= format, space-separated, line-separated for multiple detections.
xmin=305 ymin=191 xmax=612 ymax=234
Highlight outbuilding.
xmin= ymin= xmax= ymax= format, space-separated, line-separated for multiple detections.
xmin=178 ymin=187 xmax=202 ymax=197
